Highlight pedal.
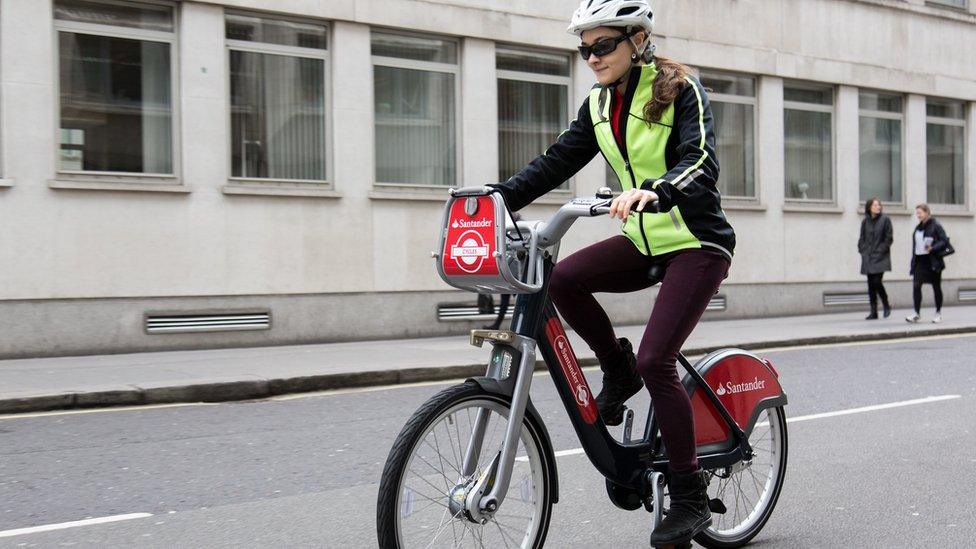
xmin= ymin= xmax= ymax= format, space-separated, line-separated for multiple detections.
xmin=708 ymin=498 xmax=727 ymax=514
xmin=621 ymin=407 xmax=635 ymax=443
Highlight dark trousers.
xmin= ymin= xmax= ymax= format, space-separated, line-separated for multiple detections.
xmin=548 ymin=236 xmax=730 ymax=474
xmin=912 ymin=257 xmax=943 ymax=313
xmin=866 ymin=273 xmax=889 ymax=313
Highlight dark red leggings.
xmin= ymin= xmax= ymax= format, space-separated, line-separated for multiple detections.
xmin=548 ymin=236 xmax=730 ymax=474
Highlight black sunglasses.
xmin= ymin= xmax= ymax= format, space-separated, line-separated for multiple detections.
xmin=577 ymin=31 xmax=634 ymax=61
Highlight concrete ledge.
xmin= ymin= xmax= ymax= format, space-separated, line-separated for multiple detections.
xmin=2 ymin=326 xmax=975 ymax=415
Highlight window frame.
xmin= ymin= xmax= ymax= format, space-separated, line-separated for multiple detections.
xmin=52 ymin=0 xmax=181 ymax=186
xmin=857 ymin=89 xmax=906 ymax=207
xmin=782 ymin=80 xmax=837 ymax=205
xmin=495 ymin=44 xmax=573 ymax=193
xmin=224 ymin=10 xmax=333 ymax=189
xmin=699 ymin=69 xmax=759 ymax=201
xmin=370 ymin=28 xmax=462 ymax=190
xmin=925 ymin=97 xmax=968 ymax=208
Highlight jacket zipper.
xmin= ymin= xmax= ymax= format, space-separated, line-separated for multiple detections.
xmin=613 ymin=70 xmax=652 ymax=255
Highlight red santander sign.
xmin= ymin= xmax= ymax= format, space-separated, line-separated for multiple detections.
xmin=442 ymin=196 xmax=499 ymax=277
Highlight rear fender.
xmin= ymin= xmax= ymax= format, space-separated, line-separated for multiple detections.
xmin=684 ymin=349 xmax=788 ymax=454
xmin=467 ymin=376 xmax=559 ymax=504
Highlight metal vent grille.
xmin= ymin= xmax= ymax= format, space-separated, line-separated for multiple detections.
xmin=145 ymin=310 xmax=271 ymax=334
xmin=960 ymin=288 xmax=976 ymax=302
xmin=437 ymin=303 xmax=514 ymax=322
xmin=705 ymin=295 xmax=727 ymax=312
xmin=823 ymin=292 xmax=870 ymax=307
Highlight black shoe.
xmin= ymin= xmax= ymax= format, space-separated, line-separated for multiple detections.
xmin=595 ymin=338 xmax=643 ymax=426
xmin=865 ymin=311 xmax=879 ymax=320
xmin=882 ymin=304 xmax=891 ymax=318
xmin=650 ymin=470 xmax=713 ymax=547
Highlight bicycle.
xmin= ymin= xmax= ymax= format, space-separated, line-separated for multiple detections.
xmin=377 ymin=186 xmax=788 ymax=548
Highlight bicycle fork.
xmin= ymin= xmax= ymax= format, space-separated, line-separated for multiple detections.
xmin=454 ymin=331 xmax=538 ymax=524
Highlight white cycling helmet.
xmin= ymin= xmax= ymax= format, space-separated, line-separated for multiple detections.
xmin=567 ymin=0 xmax=655 ymax=36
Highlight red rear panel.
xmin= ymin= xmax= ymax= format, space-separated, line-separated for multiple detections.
xmin=441 ymin=196 xmax=499 ymax=277
xmin=692 ymin=354 xmax=783 ymax=446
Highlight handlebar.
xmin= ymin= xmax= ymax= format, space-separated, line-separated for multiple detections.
xmin=441 ymin=186 xmax=659 ymax=294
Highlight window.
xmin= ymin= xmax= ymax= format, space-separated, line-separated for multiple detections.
xmin=784 ymin=83 xmax=834 ymax=201
xmin=700 ymin=71 xmax=756 ymax=198
xmin=927 ymin=0 xmax=968 ymax=9
xmin=226 ymin=13 xmax=329 ymax=182
xmin=926 ymin=98 xmax=966 ymax=205
xmin=496 ymin=47 xmax=571 ymax=189
xmin=859 ymin=91 xmax=903 ymax=203
xmin=371 ymin=31 xmax=459 ymax=186
xmin=55 ymin=0 xmax=175 ymax=175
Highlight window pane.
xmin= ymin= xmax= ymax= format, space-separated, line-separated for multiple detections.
xmin=230 ymin=51 xmax=326 ymax=180
xmin=59 ymin=32 xmax=172 ymax=173
xmin=928 ymin=0 xmax=967 ymax=8
xmin=859 ymin=117 xmax=902 ymax=202
xmin=926 ymin=99 xmax=965 ymax=120
xmin=374 ymin=66 xmax=456 ymax=185
xmin=700 ymin=72 xmax=755 ymax=97
xmin=54 ymin=0 xmax=173 ymax=32
xmin=859 ymin=92 xmax=902 ymax=113
xmin=226 ymin=14 xmax=327 ymax=50
xmin=498 ymin=79 xmax=568 ymax=184
xmin=784 ymin=85 xmax=833 ymax=105
xmin=711 ymin=101 xmax=755 ymax=197
xmin=371 ymin=32 xmax=457 ymax=64
xmin=496 ymin=49 xmax=569 ymax=76
xmin=785 ymin=109 xmax=832 ymax=200
xmin=926 ymin=123 xmax=965 ymax=205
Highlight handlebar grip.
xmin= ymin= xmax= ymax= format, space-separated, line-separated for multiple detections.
xmin=591 ymin=200 xmax=661 ymax=216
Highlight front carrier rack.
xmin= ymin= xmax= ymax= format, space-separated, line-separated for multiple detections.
xmin=433 ymin=187 xmax=545 ymax=295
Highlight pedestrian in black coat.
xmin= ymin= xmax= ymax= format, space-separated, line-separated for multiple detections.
xmin=906 ymin=203 xmax=949 ymax=324
xmin=858 ymin=197 xmax=893 ymax=319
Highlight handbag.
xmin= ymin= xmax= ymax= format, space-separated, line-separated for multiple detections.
xmin=938 ymin=242 xmax=955 ymax=258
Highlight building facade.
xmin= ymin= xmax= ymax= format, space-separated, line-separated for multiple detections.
xmin=0 ymin=0 xmax=974 ymax=358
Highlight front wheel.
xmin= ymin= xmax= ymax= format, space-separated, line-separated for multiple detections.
xmin=376 ymin=381 xmax=555 ymax=548
xmin=695 ymin=406 xmax=788 ymax=548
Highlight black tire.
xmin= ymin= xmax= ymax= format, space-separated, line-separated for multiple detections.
xmin=694 ymin=406 xmax=788 ymax=549
xmin=376 ymin=381 xmax=555 ymax=548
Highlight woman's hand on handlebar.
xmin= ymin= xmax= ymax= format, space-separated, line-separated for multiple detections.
xmin=609 ymin=189 xmax=659 ymax=220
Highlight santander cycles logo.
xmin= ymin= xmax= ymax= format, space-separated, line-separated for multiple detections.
xmin=449 ymin=218 xmax=493 ymax=274
xmin=715 ymin=377 xmax=767 ymax=396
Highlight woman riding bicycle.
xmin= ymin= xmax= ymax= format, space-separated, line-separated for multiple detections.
xmin=491 ymin=0 xmax=735 ymax=545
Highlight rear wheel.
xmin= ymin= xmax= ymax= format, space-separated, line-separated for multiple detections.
xmin=694 ymin=406 xmax=788 ymax=548
xmin=376 ymin=381 xmax=555 ymax=548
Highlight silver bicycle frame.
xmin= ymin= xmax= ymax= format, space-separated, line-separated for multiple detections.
xmin=453 ymin=193 xmax=614 ymax=518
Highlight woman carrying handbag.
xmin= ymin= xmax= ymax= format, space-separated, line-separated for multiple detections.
xmin=907 ymin=203 xmax=953 ymax=324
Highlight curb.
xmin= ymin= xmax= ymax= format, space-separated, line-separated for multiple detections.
xmin=2 ymin=326 xmax=974 ymax=415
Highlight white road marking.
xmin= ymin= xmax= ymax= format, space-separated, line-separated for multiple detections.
xmin=767 ymin=394 xmax=960 ymax=425
xmin=518 ymin=394 xmax=963 ymax=461
xmin=0 ymin=402 xmax=219 ymax=420
xmin=0 ymin=513 xmax=153 ymax=538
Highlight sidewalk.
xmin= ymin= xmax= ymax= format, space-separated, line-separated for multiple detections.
xmin=2 ymin=306 xmax=975 ymax=414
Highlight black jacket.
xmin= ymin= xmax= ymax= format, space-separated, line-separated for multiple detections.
xmin=858 ymin=214 xmax=892 ymax=275
xmin=491 ymin=66 xmax=735 ymax=257
xmin=910 ymin=217 xmax=949 ymax=274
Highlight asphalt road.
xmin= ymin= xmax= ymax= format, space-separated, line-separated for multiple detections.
xmin=2 ymin=334 xmax=975 ymax=547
